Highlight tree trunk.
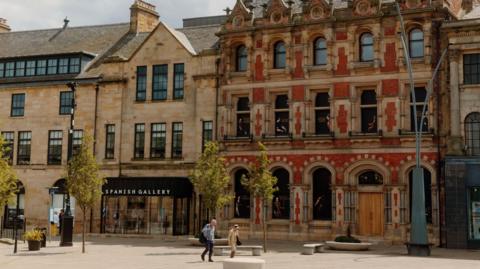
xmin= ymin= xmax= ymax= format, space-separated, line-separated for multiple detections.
xmin=82 ymin=208 xmax=86 ymax=253
xmin=263 ymin=199 xmax=267 ymax=253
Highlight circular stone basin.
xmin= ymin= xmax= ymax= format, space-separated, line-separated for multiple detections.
xmin=188 ymin=237 xmax=228 ymax=246
xmin=325 ymin=241 xmax=372 ymax=251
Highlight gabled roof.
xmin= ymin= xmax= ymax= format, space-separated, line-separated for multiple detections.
xmin=177 ymin=24 xmax=221 ymax=53
xmin=0 ymin=23 xmax=131 ymax=60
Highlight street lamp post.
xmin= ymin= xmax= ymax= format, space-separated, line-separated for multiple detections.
xmin=395 ymin=3 xmax=448 ymax=256
xmin=13 ymin=187 xmax=20 ymax=254
xmin=60 ymin=82 xmax=77 ymax=247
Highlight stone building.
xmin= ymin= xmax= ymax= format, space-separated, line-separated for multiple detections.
xmin=441 ymin=1 xmax=480 ymax=249
xmin=0 ymin=0 xmax=220 ymax=236
xmin=215 ymin=0 xmax=474 ymax=244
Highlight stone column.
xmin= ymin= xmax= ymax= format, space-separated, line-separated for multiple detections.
xmin=448 ymin=49 xmax=463 ymax=155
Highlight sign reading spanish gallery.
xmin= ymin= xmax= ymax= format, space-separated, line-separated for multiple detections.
xmin=102 ymin=177 xmax=192 ymax=197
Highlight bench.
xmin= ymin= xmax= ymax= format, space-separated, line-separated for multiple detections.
xmin=302 ymin=243 xmax=325 ymax=255
xmin=214 ymin=245 xmax=263 ymax=256
xmin=223 ymin=258 xmax=265 ymax=269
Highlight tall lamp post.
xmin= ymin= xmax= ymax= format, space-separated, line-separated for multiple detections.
xmin=60 ymin=82 xmax=77 ymax=247
xmin=13 ymin=182 xmax=24 ymax=254
xmin=395 ymin=3 xmax=448 ymax=256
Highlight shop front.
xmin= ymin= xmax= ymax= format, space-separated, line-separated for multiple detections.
xmin=100 ymin=177 xmax=193 ymax=236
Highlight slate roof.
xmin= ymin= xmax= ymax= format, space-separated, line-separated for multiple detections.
xmin=177 ymin=25 xmax=221 ymax=52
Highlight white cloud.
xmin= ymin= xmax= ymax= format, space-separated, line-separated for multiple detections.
xmin=0 ymin=0 xmax=236 ymax=31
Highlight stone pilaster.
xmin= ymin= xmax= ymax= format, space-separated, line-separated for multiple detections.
xmin=447 ymin=49 xmax=463 ymax=155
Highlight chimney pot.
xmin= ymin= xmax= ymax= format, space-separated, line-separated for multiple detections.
xmin=130 ymin=0 xmax=159 ymax=33
xmin=0 ymin=18 xmax=11 ymax=33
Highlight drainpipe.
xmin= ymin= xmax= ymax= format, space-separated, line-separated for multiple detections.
xmin=90 ymin=83 xmax=99 ymax=233
xmin=215 ymin=57 xmax=221 ymax=141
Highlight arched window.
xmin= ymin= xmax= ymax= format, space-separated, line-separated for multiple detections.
xmin=275 ymin=95 xmax=289 ymax=136
xmin=361 ymin=90 xmax=377 ymax=133
xmin=236 ymin=97 xmax=250 ymax=137
xmin=234 ymin=169 xmax=250 ymax=218
xmin=236 ymin=45 xmax=248 ymax=72
xmin=315 ymin=92 xmax=330 ymax=135
xmin=409 ymin=28 xmax=424 ymax=58
xmin=272 ymin=168 xmax=290 ymax=219
xmin=3 ymin=181 xmax=25 ymax=229
xmin=314 ymin=37 xmax=327 ymax=66
xmin=312 ymin=168 xmax=332 ymax=220
xmin=465 ymin=112 xmax=480 ymax=156
xmin=409 ymin=168 xmax=432 ymax=224
xmin=274 ymin=41 xmax=286 ymax=69
xmin=359 ymin=170 xmax=383 ymax=185
xmin=410 ymin=87 xmax=429 ymax=132
xmin=360 ymin=33 xmax=374 ymax=62
xmin=52 ymin=179 xmax=76 ymax=217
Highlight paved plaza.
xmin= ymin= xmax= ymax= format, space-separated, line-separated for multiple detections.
xmin=1 ymin=237 xmax=479 ymax=269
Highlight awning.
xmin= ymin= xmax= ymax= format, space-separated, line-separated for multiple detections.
xmin=102 ymin=177 xmax=193 ymax=197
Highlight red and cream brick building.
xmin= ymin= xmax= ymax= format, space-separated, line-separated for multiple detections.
xmin=215 ymin=0 xmax=473 ymax=244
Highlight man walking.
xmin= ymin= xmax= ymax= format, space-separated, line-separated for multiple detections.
xmin=201 ymin=218 xmax=216 ymax=262
xmin=228 ymin=224 xmax=240 ymax=258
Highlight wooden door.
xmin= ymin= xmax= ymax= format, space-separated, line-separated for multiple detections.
xmin=358 ymin=193 xmax=384 ymax=236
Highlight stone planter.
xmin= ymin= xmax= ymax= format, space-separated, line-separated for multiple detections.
xmin=27 ymin=240 xmax=41 ymax=251
xmin=325 ymin=241 xmax=372 ymax=251
xmin=188 ymin=237 xmax=228 ymax=246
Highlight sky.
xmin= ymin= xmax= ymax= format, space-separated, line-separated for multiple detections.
xmin=0 ymin=0 xmax=236 ymax=31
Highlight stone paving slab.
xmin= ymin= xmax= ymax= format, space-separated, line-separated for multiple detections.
xmin=1 ymin=237 xmax=479 ymax=269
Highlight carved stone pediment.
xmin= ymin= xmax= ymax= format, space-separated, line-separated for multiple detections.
xmin=263 ymin=0 xmax=290 ymax=24
xmin=302 ymin=0 xmax=332 ymax=20
xmin=398 ymin=0 xmax=428 ymax=10
xmin=225 ymin=0 xmax=253 ymax=30
xmin=352 ymin=0 xmax=379 ymax=17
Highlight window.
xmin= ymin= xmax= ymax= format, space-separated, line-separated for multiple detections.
xmin=344 ymin=191 xmax=356 ymax=223
xmin=15 ymin=61 xmax=25 ymax=77
xmin=11 ymin=93 xmax=25 ymax=117
xmin=315 ymin=92 xmax=330 ymax=134
xmin=236 ymin=97 xmax=250 ymax=137
xmin=36 ymin=60 xmax=47 ymax=75
xmin=69 ymin=58 xmax=80 ymax=73
xmin=134 ymin=124 xmax=145 ymax=159
xmin=410 ymin=87 xmax=429 ymax=132
xmin=1 ymin=132 xmax=14 ymax=164
xmin=5 ymin=62 xmax=15 ymax=77
xmin=59 ymin=91 xmax=73 ymax=115
xmin=465 ymin=112 xmax=480 ymax=156
xmin=360 ymin=90 xmax=377 ymax=133
xmin=314 ymin=38 xmax=327 ymax=65
xmin=0 ymin=63 xmax=4 ymax=77
xmin=26 ymin=60 xmax=36 ymax=76
xmin=72 ymin=130 xmax=83 ymax=156
xmin=275 ymin=95 xmax=289 ymax=136
xmin=136 ymin=66 xmax=147 ymax=101
xmin=312 ymin=168 xmax=332 ymax=220
xmin=234 ymin=169 xmax=250 ymax=219
xmin=272 ymin=168 xmax=290 ymax=219
xmin=150 ymin=123 xmax=166 ymax=159
xmin=360 ymin=33 xmax=374 ymax=62
xmin=152 ymin=65 xmax=168 ymax=100
xmin=409 ymin=169 xmax=432 ymax=224
xmin=58 ymin=58 xmax=69 ymax=74
xmin=202 ymin=121 xmax=213 ymax=149
xmin=173 ymin=64 xmax=184 ymax=100
xmin=172 ymin=122 xmax=183 ymax=158
xmin=409 ymin=28 xmax=424 ymax=58
xmin=359 ymin=170 xmax=383 ymax=185
xmin=468 ymin=187 xmax=480 ymax=240
xmin=274 ymin=41 xmax=286 ymax=69
xmin=47 ymin=59 xmax=58 ymax=75
xmin=17 ymin=131 xmax=31 ymax=165
xmin=464 ymin=54 xmax=480 ymax=85
xmin=236 ymin=45 xmax=248 ymax=72
xmin=385 ymin=190 xmax=392 ymax=224
xmin=48 ymin=130 xmax=63 ymax=165
xmin=105 ymin=124 xmax=115 ymax=159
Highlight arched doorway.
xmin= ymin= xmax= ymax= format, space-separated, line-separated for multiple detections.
xmin=312 ymin=168 xmax=332 ymax=220
xmin=272 ymin=168 xmax=290 ymax=219
xmin=234 ymin=169 xmax=250 ymax=219
xmin=408 ymin=168 xmax=433 ymax=224
xmin=2 ymin=181 xmax=25 ymax=230
xmin=51 ymin=179 xmax=76 ymax=218
xmin=357 ymin=170 xmax=384 ymax=236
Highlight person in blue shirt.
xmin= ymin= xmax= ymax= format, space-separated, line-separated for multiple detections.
xmin=201 ymin=218 xmax=217 ymax=262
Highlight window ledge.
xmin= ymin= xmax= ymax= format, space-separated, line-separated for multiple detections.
xmin=10 ymin=116 xmax=25 ymax=119
xmin=460 ymin=83 xmax=480 ymax=89
xmin=223 ymin=135 xmax=253 ymax=142
xmin=230 ymin=71 xmax=248 ymax=77
xmin=305 ymin=65 xmax=328 ymax=71
xmin=267 ymin=68 xmax=288 ymax=75
xmin=352 ymin=61 xmax=376 ymax=69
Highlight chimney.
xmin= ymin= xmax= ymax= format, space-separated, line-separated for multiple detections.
xmin=0 ymin=18 xmax=11 ymax=33
xmin=130 ymin=0 xmax=159 ymax=33
xmin=463 ymin=0 xmax=474 ymax=13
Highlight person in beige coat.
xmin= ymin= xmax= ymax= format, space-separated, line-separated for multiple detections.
xmin=227 ymin=224 xmax=240 ymax=258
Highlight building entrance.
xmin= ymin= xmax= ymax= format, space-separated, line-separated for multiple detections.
xmin=358 ymin=192 xmax=384 ymax=236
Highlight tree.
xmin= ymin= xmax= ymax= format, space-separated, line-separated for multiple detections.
xmin=190 ymin=141 xmax=232 ymax=223
xmin=64 ymin=134 xmax=105 ymax=253
xmin=242 ymin=142 xmax=277 ymax=253
xmin=0 ymin=136 xmax=18 ymax=213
